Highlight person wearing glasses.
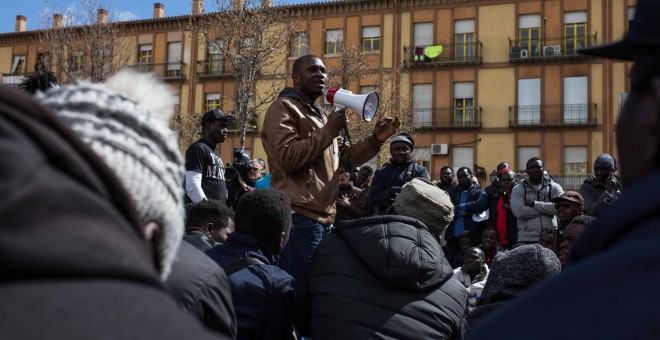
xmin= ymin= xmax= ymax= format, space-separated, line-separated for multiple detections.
xmin=551 ymin=191 xmax=586 ymax=231
xmin=227 ymin=159 xmax=263 ymax=209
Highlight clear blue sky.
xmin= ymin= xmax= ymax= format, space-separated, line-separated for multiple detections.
xmin=0 ymin=0 xmax=311 ymax=34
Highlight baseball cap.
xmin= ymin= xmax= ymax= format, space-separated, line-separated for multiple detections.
xmin=201 ymin=108 xmax=234 ymax=125
xmin=390 ymin=133 xmax=415 ymax=149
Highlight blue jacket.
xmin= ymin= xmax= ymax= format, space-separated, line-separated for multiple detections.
xmin=206 ymin=231 xmax=295 ymax=340
xmin=368 ymin=162 xmax=429 ymax=214
xmin=446 ymin=184 xmax=488 ymax=239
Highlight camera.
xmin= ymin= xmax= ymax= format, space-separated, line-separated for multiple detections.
xmin=225 ymin=148 xmax=251 ymax=181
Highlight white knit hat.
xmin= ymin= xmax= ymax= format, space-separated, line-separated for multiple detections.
xmin=37 ymin=70 xmax=184 ymax=280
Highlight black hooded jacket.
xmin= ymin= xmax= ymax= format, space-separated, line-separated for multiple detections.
xmin=297 ymin=215 xmax=467 ymax=339
xmin=0 ymin=88 xmax=222 ymax=339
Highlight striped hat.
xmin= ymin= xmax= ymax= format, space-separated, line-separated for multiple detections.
xmin=37 ymin=70 xmax=184 ymax=280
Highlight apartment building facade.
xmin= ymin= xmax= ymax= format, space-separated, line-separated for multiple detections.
xmin=0 ymin=0 xmax=636 ymax=189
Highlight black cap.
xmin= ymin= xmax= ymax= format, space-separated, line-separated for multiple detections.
xmin=579 ymin=0 xmax=660 ymax=61
xmin=201 ymin=108 xmax=234 ymax=125
xmin=389 ymin=132 xmax=415 ymax=149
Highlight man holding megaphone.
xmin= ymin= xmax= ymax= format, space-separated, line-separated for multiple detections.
xmin=262 ymin=55 xmax=400 ymax=282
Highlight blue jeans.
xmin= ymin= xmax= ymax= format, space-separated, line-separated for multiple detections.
xmin=277 ymin=213 xmax=329 ymax=282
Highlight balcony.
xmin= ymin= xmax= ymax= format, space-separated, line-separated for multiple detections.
xmin=196 ymin=60 xmax=233 ymax=78
xmin=508 ymin=104 xmax=597 ymax=128
xmin=2 ymin=72 xmax=28 ymax=86
xmin=409 ymin=106 xmax=483 ymax=129
xmin=403 ymin=41 xmax=483 ymax=67
xmin=509 ymin=34 xmax=597 ymax=62
xmin=127 ymin=61 xmax=186 ymax=80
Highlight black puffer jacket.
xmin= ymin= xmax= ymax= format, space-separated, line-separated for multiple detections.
xmin=297 ymin=215 xmax=467 ymax=339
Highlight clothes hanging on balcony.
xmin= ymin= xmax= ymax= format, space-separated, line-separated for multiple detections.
xmin=424 ymin=45 xmax=443 ymax=59
xmin=414 ymin=46 xmax=424 ymax=65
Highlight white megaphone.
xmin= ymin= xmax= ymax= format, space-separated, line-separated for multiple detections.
xmin=325 ymin=88 xmax=379 ymax=122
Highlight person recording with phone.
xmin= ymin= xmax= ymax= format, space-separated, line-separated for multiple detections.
xmin=579 ymin=153 xmax=623 ymax=216
xmin=486 ymin=168 xmax=518 ymax=250
xmin=261 ymin=54 xmax=400 ymax=283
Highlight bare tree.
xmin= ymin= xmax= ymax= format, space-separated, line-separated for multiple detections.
xmin=201 ymin=0 xmax=305 ymax=151
xmin=325 ymin=34 xmax=414 ymax=168
xmin=38 ymin=0 xmax=132 ymax=83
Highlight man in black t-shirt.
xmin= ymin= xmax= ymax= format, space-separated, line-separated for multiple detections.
xmin=185 ymin=109 xmax=234 ymax=203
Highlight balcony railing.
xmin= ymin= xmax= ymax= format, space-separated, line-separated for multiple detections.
xmin=196 ymin=60 xmax=232 ymax=78
xmin=408 ymin=106 xmax=483 ymax=129
xmin=509 ymin=34 xmax=597 ymax=62
xmin=2 ymin=72 xmax=28 ymax=86
xmin=508 ymin=104 xmax=597 ymax=128
xmin=127 ymin=61 xmax=186 ymax=80
xmin=403 ymin=41 xmax=483 ymax=67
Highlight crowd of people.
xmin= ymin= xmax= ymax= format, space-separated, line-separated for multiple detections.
xmin=4 ymin=1 xmax=660 ymax=337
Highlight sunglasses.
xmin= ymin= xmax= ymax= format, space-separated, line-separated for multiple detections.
xmin=554 ymin=202 xmax=574 ymax=210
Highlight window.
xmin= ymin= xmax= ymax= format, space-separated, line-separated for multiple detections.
xmin=454 ymin=19 xmax=475 ymax=61
xmin=167 ymin=42 xmax=182 ymax=77
xmin=205 ymin=93 xmax=221 ymax=112
xmin=518 ymin=146 xmax=540 ymax=172
xmin=413 ymin=148 xmax=431 ymax=172
xmin=37 ymin=53 xmax=51 ymax=70
xmin=94 ymin=48 xmax=112 ymax=75
xmin=207 ymin=42 xmax=223 ymax=74
xmin=564 ymin=146 xmax=587 ymax=174
xmin=325 ymin=29 xmax=343 ymax=55
xmin=412 ymin=84 xmax=432 ymax=125
xmin=242 ymin=37 xmax=255 ymax=48
xmin=360 ymin=85 xmax=377 ymax=94
xmin=564 ymin=76 xmax=588 ymax=123
xmin=628 ymin=7 xmax=636 ymax=29
xmin=519 ymin=15 xmax=541 ymax=57
xmin=10 ymin=55 xmax=26 ymax=75
xmin=362 ymin=26 xmax=380 ymax=51
xmin=290 ymin=33 xmax=308 ymax=57
xmin=413 ymin=23 xmax=433 ymax=64
xmin=452 ymin=147 xmax=474 ymax=174
xmin=454 ymin=82 xmax=474 ymax=126
xmin=413 ymin=22 xmax=433 ymax=46
xmin=69 ymin=51 xmax=84 ymax=73
xmin=564 ymin=12 xmax=587 ymax=55
xmin=171 ymin=95 xmax=181 ymax=118
xmin=139 ymin=44 xmax=153 ymax=64
xmin=518 ymin=78 xmax=541 ymax=124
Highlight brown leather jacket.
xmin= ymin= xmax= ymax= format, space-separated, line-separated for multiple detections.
xmin=261 ymin=88 xmax=383 ymax=224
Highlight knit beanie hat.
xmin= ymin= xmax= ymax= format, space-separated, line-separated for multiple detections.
xmin=594 ymin=153 xmax=615 ymax=170
xmin=393 ymin=178 xmax=454 ymax=239
xmin=37 ymin=70 xmax=184 ymax=280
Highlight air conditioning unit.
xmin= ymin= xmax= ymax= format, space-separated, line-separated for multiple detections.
xmin=431 ymin=143 xmax=448 ymax=155
xmin=520 ymin=49 xmax=529 ymax=58
xmin=544 ymin=45 xmax=561 ymax=56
